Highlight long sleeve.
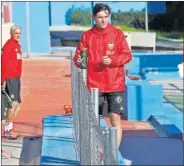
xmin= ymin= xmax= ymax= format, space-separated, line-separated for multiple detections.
xmin=109 ymin=30 xmax=132 ymax=67
xmin=1 ymin=45 xmax=10 ymax=84
xmin=73 ymin=33 xmax=87 ymax=68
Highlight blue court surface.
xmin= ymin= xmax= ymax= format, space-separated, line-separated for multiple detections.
xmin=41 ymin=115 xmax=79 ymax=165
xmin=41 ymin=115 xmax=183 ymax=165
xmin=120 ymin=137 xmax=183 ymax=165
xmin=41 ymin=115 xmax=126 ymax=165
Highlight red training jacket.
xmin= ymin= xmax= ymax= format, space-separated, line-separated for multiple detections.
xmin=1 ymin=38 xmax=22 ymax=84
xmin=73 ymin=23 xmax=132 ymax=93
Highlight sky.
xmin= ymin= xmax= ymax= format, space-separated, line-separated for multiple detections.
xmin=51 ymin=1 xmax=146 ymax=12
xmin=101 ymin=2 xmax=146 ymax=12
xmin=51 ymin=1 xmax=146 ymax=25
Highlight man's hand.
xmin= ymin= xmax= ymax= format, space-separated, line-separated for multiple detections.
xmin=2 ymin=81 xmax=6 ymax=89
xmin=77 ymin=56 xmax=82 ymax=64
xmin=103 ymin=56 xmax=112 ymax=65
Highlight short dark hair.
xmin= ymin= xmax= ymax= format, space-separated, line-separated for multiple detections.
xmin=92 ymin=3 xmax=111 ymax=16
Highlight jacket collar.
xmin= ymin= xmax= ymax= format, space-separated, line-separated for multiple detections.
xmin=91 ymin=23 xmax=114 ymax=35
xmin=10 ymin=37 xmax=19 ymax=44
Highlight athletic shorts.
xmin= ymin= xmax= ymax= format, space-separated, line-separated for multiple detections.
xmin=5 ymin=77 xmax=21 ymax=103
xmin=99 ymin=91 xmax=125 ymax=115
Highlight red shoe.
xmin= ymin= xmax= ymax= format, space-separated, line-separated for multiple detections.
xmin=2 ymin=129 xmax=18 ymax=139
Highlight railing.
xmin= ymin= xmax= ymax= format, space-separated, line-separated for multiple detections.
xmin=70 ymin=51 xmax=118 ymax=165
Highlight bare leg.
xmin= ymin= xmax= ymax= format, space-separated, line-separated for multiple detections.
xmin=6 ymin=108 xmax=14 ymax=123
xmin=4 ymin=101 xmax=19 ymax=137
xmin=6 ymin=101 xmax=18 ymax=123
xmin=13 ymin=103 xmax=20 ymax=117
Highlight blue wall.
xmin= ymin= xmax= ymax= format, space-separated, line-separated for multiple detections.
xmin=12 ymin=2 xmax=50 ymax=54
xmin=12 ymin=2 xmax=27 ymax=53
xmin=51 ymin=2 xmax=67 ymax=25
xmin=126 ymin=53 xmax=183 ymax=79
xmin=125 ymin=78 xmax=163 ymax=120
xmin=29 ymin=2 xmax=50 ymax=53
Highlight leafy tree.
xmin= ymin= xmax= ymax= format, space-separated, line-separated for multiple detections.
xmin=149 ymin=2 xmax=184 ymax=32
xmin=65 ymin=5 xmax=91 ymax=26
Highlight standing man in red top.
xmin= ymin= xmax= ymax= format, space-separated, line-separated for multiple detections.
xmin=1 ymin=25 xmax=22 ymax=138
xmin=73 ymin=3 xmax=132 ymax=149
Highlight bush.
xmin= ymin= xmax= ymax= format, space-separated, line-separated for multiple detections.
xmin=111 ymin=12 xmax=145 ymax=29
xmin=158 ymin=31 xmax=183 ymax=39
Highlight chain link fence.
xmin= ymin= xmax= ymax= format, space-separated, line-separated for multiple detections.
xmin=70 ymin=51 xmax=118 ymax=165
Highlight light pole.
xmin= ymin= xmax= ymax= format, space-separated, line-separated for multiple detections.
xmin=48 ymin=2 xmax=52 ymax=26
xmin=145 ymin=2 xmax=148 ymax=32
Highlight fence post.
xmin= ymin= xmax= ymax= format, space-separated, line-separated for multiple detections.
xmin=109 ymin=127 xmax=118 ymax=163
xmin=91 ymin=88 xmax=99 ymax=125
xmin=81 ymin=69 xmax=87 ymax=85
xmin=102 ymin=127 xmax=109 ymax=165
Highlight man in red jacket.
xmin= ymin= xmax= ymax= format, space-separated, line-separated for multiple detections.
xmin=73 ymin=3 xmax=132 ymax=149
xmin=1 ymin=25 xmax=22 ymax=138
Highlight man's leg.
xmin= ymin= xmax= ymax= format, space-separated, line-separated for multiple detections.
xmin=4 ymin=78 xmax=20 ymax=137
xmin=13 ymin=78 xmax=21 ymax=117
xmin=109 ymin=112 xmax=132 ymax=165
xmin=107 ymin=92 xmax=125 ymax=148
xmin=5 ymin=101 xmax=18 ymax=131
xmin=13 ymin=103 xmax=20 ymax=117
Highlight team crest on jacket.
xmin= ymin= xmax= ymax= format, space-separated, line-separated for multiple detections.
xmin=108 ymin=42 xmax=114 ymax=50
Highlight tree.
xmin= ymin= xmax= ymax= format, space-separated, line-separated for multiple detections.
xmin=65 ymin=5 xmax=91 ymax=26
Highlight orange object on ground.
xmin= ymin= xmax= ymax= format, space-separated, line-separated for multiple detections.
xmin=64 ymin=105 xmax=72 ymax=114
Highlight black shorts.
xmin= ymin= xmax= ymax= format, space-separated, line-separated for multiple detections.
xmin=5 ymin=77 xmax=21 ymax=103
xmin=99 ymin=91 xmax=125 ymax=115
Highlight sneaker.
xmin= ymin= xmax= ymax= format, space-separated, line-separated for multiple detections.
xmin=2 ymin=129 xmax=18 ymax=139
xmin=5 ymin=122 xmax=13 ymax=132
xmin=124 ymin=158 xmax=132 ymax=166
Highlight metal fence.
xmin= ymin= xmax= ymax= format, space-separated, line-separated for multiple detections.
xmin=70 ymin=52 xmax=118 ymax=165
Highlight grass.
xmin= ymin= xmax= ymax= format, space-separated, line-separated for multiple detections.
xmin=119 ymin=25 xmax=145 ymax=32
xmin=122 ymin=26 xmax=183 ymax=40
xmin=119 ymin=25 xmax=183 ymax=40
